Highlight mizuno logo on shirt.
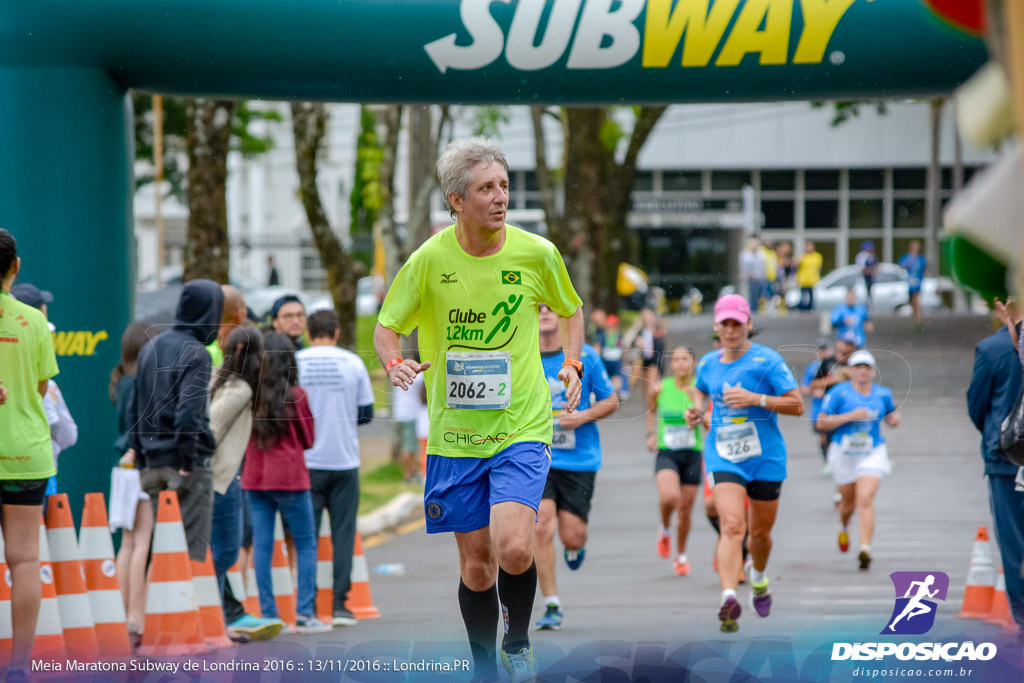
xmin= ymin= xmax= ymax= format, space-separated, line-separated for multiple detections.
xmin=440 ymin=272 xmax=458 ymax=284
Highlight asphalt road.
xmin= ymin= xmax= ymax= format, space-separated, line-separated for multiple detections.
xmin=258 ymin=311 xmax=1022 ymax=681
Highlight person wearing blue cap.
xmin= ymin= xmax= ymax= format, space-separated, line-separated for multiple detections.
xmin=270 ymin=294 xmax=306 ymax=350
xmin=11 ymin=283 xmax=77 ymax=509
xmin=855 ymin=241 xmax=878 ymax=307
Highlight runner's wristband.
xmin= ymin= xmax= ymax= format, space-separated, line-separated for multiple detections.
xmin=385 ymin=358 xmax=403 ymax=373
xmin=562 ymin=359 xmax=584 ymax=379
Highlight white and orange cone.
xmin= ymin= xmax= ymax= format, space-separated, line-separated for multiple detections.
xmin=226 ymin=561 xmax=247 ymax=608
xmin=79 ymin=492 xmax=132 ymax=658
xmin=191 ymin=549 xmax=233 ymax=649
xmin=316 ymin=512 xmax=334 ymax=624
xmin=33 ymin=518 xmax=66 ymax=659
xmin=986 ymin=568 xmax=1019 ymax=634
xmin=345 ymin=531 xmax=380 ymax=620
xmin=243 ymin=555 xmax=260 ymax=616
xmin=270 ymin=513 xmax=297 ymax=630
xmin=0 ymin=528 xmax=12 ymax=664
xmin=46 ymin=494 xmax=99 ymax=660
xmin=958 ymin=526 xmax=996 ymax=619
xmin=136 ymin=491 xmax=208 ymax=656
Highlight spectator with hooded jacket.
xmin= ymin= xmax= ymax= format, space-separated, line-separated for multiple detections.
xmin=126 ymin=279 xmax=224 ymax=562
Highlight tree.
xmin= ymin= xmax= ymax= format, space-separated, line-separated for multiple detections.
xmin=291 ymin=102 xmax=363 ymax=349
xmin=183 ymin=99 xmax=235 ymax=284
xmin=139 ymin=95 xmax=280 ymax=284
xmin=531 ymin=106 xmax=667 ymax=313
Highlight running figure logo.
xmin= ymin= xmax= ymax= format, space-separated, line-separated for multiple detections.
xmin=883 ymin=571 xmax=949 ymax=635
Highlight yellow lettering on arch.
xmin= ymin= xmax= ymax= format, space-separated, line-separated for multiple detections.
xmin=716 ymin=0 xmax=793 ymax=66
xmin=52 ymin=331 xmax=71 ymax=356
xmin=66 ymin=332 xmax=87 ymax=356
xmin=793 ymin=0 xmax=856 ymax=64
xmin=84 ymin=330 xmax=108 ymax=356
xmin=642 ymin=0 xmax=740 ymax=68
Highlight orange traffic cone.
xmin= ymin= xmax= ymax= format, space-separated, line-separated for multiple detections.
xmin=191 ymin=549 xmax=233 ymax=649
xmin=958 ymin=526 xmax=996 ymax=619
xmin=316 ymin=512 xmax=334 ymax=623
xmin=226 ymin=561 xmax=247 ymax=610
xmin=0 ymin=527 xmax=12 ymax=664
xmin=33 ymin=518 xmax=66 ymax=659
xmin=270 ymin=513 xmax=297 ymax=629
xmin=986 ymin=568 xmax=1019 ymax=633
xmin=136 ymin=491 xmax=209 ymax=656
xmin=79 ymin=492 xmax=131 ymax=658
xmin=345 ymin=531 xmax=380 ymax=619
xmin=243 ymin=555 xmax=260 ymax=616
xmin=46 ymin=494 xmax=99 ymax=661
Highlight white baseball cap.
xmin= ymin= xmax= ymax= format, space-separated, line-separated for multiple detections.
xmin=847 ymin=350 xmax=876 ymax=367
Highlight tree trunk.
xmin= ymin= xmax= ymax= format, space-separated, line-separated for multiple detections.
xmin=291 ymin=102 xmax=361 ymax=349
xmin=562 ymin=106 xmax=667 ymax=314
xmin=184 ymin=99 xmax=234 ymax=284
xmin=375 ymin=105 xmax=403 ymax=284
xmin=408 ymin=106 xmax=451 ymax=251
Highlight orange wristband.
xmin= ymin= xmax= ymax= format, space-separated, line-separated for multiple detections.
xmin=385 ymin=358 xmax=403 ymax=372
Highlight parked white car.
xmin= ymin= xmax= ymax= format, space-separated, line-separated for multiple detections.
xmin=784 ymin=263 xmax=952 ymax=313
xmin=306 ymin=276 xmax=383 ymax=317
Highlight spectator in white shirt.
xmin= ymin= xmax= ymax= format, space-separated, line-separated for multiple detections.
xmin=295 ymin=310 xmax=374 ymax=627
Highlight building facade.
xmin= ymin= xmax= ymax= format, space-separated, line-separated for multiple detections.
xmin=135 ymin=101 xmax=993 ymax=303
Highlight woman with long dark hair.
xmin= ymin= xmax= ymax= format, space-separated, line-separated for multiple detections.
xmin=241 ymin=332 xmax=329 ymax=633
xmin=209 ymin=326 xmax=282 ymax=640
xmin=112 ymin=321 xmax=158 ymax=648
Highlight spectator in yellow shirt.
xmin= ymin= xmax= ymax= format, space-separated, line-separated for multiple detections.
xmin=797 ymin=241 xmax=823 ymax=311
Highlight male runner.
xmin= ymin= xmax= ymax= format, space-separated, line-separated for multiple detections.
xmin=374 ymin=137 xmax=583 ymax=682
xmin=535 ymin=304 xmax=617 ymax=630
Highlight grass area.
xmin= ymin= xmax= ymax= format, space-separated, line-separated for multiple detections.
xmin=356 ymin=313 xmax=380 ymax=371
xmin=358 ymin=453 xmax=423 ymax=517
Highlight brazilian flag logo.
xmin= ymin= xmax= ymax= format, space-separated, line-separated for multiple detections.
xmin=502 ymin=271 xmax=522 ymax=286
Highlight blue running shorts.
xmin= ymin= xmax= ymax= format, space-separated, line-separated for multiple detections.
xmin=424 ymin=441 xmax=551 ymax=534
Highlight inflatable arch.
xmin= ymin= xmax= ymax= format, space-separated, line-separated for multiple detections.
xmin=0 ymin=0 xmax=984 ymax=508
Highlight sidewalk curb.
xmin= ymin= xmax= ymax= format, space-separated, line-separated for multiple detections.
xmin=357 ymin=491 xmax=423 ymax=539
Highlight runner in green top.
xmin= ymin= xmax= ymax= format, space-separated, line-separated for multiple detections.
xmin=647 ymin=345 xmax=705 ymax=577
xmin=375 ymin=138 xmax=583 ymax=683
xmin=0 ymin=228 xmax=60 ymax=678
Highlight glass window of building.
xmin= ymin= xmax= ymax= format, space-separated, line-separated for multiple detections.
xmin=894 ymin=199 xmax=925 ymax=228
xmin=893 ymin=168 xmax=926 ymax=190
xmin=849 ymin=169 xmax=885 ymax=190
xmin=804 ymin=170 xmax=839 ymax=191
xmin=524 ymin=170 xmax=539 ymax=192
xmin=662 ymin=170 xmax=701 ymax=192
xmin=633 ymin=171 xmax=655 ymax=192
xmin=760 ymin=170 xmax=795 ymax=191
xmin=814 ymin=241 xmax=838 ymax=274
xmin=711 ymin=170 xmax=750 ymax=191
xmin=762 ymin=200 xmax=795 ymax=229
xmin=849 ymin=199 xmax=884 ymax=230
xmin=805 ymin=200 xmax=839 ymax=228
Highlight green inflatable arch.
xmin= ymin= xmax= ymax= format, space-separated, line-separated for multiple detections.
xmin=0 ymin=0 xmax=985 ymax=512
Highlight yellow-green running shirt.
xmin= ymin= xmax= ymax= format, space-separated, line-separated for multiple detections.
xmin=0 ymin=291 xmax=59 ymax=480
xmin=378 ymin=225 xmax=581 ymax=459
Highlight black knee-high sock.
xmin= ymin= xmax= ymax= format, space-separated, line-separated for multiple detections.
xmin=458 ymin=579 xmax=498 ymax=677
xmin=707 ymin=513 xmax=721 ymax=536
xmin=497 ymin=561 xmax=537 ymax=652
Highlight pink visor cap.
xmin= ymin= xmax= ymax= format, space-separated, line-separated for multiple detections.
xmin=714 ymin=294 xmax=751 ymax=324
